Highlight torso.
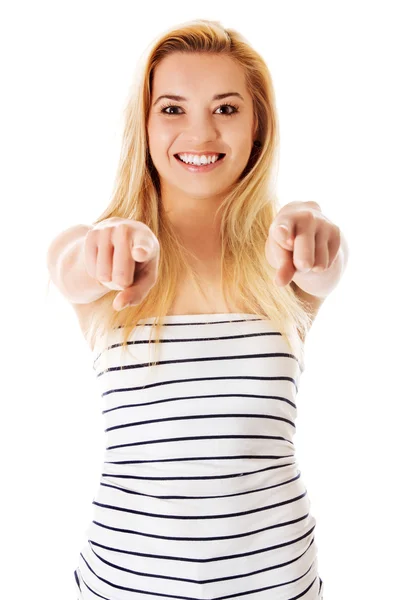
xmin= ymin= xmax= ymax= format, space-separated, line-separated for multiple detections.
xmin=71 ymin=269 xmax=247 ymax=352
xmin=71 ymin=266 xmax=321 ymax=353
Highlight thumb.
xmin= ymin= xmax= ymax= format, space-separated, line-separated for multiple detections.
xmin=132 ymin=244 xmax=152 ymax=262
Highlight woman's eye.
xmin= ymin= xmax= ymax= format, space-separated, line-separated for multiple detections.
xmin=162 ymin=106 xmax=181 ymax=115
xmin=215 ymin=104 xmax=238 ymax=115
xmin=160 ymin=104 xmax=238 ymax=116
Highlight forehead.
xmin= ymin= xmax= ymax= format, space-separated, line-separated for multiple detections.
xmin=151 ymin=52 xmax=249 ymax=99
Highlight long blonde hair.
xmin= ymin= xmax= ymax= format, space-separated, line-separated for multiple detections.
xmin=71 ymin=19 xmax=314 ymax=369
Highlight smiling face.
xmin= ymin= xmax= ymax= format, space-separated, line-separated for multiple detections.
xmin=147 ymin=52 xmax=256 ymax=206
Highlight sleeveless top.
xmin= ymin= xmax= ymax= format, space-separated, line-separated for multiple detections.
xmin=73 ymin=313 xmax=324 ymax=599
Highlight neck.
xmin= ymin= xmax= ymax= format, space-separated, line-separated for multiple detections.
xmin=161 ymin=186 xmax=225 ymax=257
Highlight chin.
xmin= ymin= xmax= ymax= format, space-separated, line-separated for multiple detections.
xmin=176 ymin=181 xmax=232 ymax=196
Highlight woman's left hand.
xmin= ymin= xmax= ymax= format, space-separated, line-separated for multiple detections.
xmin=265 ymin=201 xmax=342 ymax=287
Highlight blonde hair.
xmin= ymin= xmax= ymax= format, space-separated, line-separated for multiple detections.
xmin=67 ymin=19 xmax=314 ymax=370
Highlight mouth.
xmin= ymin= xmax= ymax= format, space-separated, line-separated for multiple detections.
xmin=173 ymin=153 xmax=226 ymax=173
xmin=174 ymin=153 xmax=225 ymax=164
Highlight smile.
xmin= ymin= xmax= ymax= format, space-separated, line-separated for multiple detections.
xmin=174 ymin=153 xmax=226 ymax=173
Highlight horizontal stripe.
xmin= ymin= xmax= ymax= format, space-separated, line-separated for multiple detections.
xmin=74 ymin=314 xmax=322 ymax=599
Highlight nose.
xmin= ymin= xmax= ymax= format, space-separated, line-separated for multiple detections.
xmin=182 ymin=111 xmax=219 ymax=145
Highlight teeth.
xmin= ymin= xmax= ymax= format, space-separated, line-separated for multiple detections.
xmin=177 ymin=153 xmax=220 ymax=165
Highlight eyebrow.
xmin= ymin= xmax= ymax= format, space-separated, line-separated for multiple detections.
xmin=153 ymin=92 xmax=245 ymax=106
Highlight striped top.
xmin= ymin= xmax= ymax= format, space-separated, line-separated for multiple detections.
xmin=73 ymin=313 xmax=324 ymax=600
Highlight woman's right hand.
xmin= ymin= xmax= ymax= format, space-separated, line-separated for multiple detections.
xmin=83 ymin=217 xmax=160 ymax=311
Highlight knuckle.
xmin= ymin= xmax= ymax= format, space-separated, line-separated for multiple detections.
xmin=85 ymin=228 xmax=95 ymax=239
xmin=305 ymin=200 xmax=322 ymax=211
xmin=85 ymin=231 xmax=98 ymax=249
xmin=300 ymin=210 xmax=316 ymax=225
xmin=112 ymin=224 xmax=131 ymax=240
xmin=97 ymin=223 xmax=113 ymax=235
xmin=118 ymin=222 xmax=133 ymax=232
xmin=97 ymin=233 xmax=112 ymax=248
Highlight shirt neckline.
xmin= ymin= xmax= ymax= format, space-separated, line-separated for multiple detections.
xmin=135 ymin=313 xmax=266 ymax=323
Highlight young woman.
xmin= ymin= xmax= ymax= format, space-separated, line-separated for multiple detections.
xmin=48 ymin=18 xmax=349 ymax=600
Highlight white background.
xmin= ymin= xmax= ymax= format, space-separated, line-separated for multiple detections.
xmin=1 ymin=1 xmax=399 ymax=598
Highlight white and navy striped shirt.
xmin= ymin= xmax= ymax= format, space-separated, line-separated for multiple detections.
xmin=74 ymin=313 xmax=324 ymax=599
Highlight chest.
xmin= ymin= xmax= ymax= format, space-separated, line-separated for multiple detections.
xmin=74 ymin=270 xmax=245 ymax=352
xmin=166 ymin=271 xmax=245 ymax=315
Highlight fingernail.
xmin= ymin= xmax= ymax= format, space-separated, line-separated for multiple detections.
xmin=134 ymin=245 xmax=151 ymax=254
xmin=101 ymin=281 xmax=125 ymax=291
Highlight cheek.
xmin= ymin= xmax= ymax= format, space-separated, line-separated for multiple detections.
xmin=148 ymin=122 xmax=176 ymax=149
xmin=226 ymin=121 xmax=253 ymax=143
